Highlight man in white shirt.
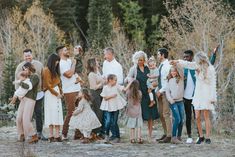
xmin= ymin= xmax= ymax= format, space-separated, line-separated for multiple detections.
xmin=102 ymin=47 xmax=123 ymax=143
xmin=156 ymin=48 xmax=172 ymax=143
xmin=56 ymin=46 xmax=81 ymax=140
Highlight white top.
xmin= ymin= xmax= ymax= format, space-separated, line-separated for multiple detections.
xmin=178 ymin=60 xmax=217 ymax=110
xmin=184 ymin=70 xmax=195 ymax=99
xmin=102 ymin=59 xmax=124 ymax=84
xmin=14 ymin=78 xmax=32 ymax=98
xmin=59 ymin=58 xmax=81 ymax=93
xmin=158 ymin=59 xmax=171 ymax=93
xmin=100 ymin=84 xmax=126 ymax=111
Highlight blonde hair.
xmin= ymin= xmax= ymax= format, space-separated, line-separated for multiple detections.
xmin=167 ymin=66 xmax=181 ymax=83
xmin=194 ymin=52 xmax=210 ymax=79
xmin=132 ymin=51 xmax=148 ymax=65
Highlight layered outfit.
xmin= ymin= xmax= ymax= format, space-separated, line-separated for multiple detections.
xmin=43 ymin=67 xmax=63 ymax=127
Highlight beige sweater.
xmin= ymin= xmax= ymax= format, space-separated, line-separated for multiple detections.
xmin=15 ymin=60 xmax=43 ymax=92
xmin=165 ymin=78 xmax=184 ymax=104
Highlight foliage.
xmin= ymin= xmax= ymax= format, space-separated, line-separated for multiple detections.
xmin=119 ymin=1 xmax=146 ymax=50
xmin=87 ymin=0 xmax=112 ymax=49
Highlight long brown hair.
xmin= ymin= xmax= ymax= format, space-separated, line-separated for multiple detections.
xmin=167 ymin=66 xmax=181 ymax=83
xmin=81 ymin=88 xmax=92 ymax=101
xmin=128 ymin=80 xmax=141 ymax=105
xmin=87 ymin=58 xmax=97 ymax=73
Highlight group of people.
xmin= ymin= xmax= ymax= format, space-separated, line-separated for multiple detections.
xmin=11 ymin=45 xmax=217 ymax=145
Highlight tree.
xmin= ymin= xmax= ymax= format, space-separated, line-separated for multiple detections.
xmin=87 ymin=0 xmax=112 ymax=49
xmin=119 ymin=1 xmax=146 ymax=50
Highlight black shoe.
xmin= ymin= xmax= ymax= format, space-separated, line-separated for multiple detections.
xmin=205 ymin=138 xmax=211 ymax=144
xmin=159 ymin=136 xmax=171 ymax=143
xmin=156 ymin=135 xmax=167 ymax=141
xmin=196 ymin=136 xmax=205 ymax=144
xmin=37 ymin=132 xmax=48 ymax=141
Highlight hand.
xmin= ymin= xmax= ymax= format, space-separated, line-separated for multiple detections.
xmin=151 ymin=81 xmax=157 ymax=88
xmin=157 ymin=91 xmax=162 ymax=98
xmin=57 ymin=94 xmax=63 ymax=99
xmin=72 ymin=59 xmax=77 ymax=65
xmin=112 ymin=94 xmax=117 ymax=98
xmin=170 ymin=60 xmax=178 ymax=66
xmin=213 ymin=45 xmax=219 ymax=54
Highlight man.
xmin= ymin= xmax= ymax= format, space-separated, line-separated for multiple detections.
xmin=102 ymin=47 xmax=124 ymax=143
xmin=56 ymin=46 xmax=81 ymax=140
xmin=15 ymin=49 xmax=47 ymax=140
xmin=183 ymin=48 xmax=217 ymax=144
xmin=156 ymin=48 xmax=172 ymax=143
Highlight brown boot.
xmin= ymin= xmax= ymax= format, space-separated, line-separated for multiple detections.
xmin=156 ymin=134 xmax=166 ymax=141
xmin=54 ymin=136 xmax=62 ymax=142
xmin=28 ymin=134 xmax=38 ymax=144
xmin=74 ymin=129 xmax=84 ymax=140
xmin=159 ymin=136 xmax=171 ymax=143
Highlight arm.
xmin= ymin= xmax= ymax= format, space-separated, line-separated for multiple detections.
xmin=209 ymin=46 xmax=218 ymax=65
xmin=88 ymin=73 xmax=103 ymax=90
xmin=43 ymin=70 xmax=60 ymax=96
xmin=165 ymin=83 xmax=175 ymax=104
xmin=208 ymin=66 xmax=217 ymax=103
xmin=117 ymin=64 xmax=124 ymax=85
xmin=72 ymin=102 xmax=84 ymax=116
xmin=60 ymin=59 xmax=76 ymax=78
xmin=159 ymin=63 xmax=171 ymax=93
xmin=177 ymin=60 xmax=198 ymax=70
xmin=14 ymin=64 xmax=22 ymax=90
xmin=125 ymin=66 xmax=136 ymax=83
xmin=100 ymin=86 xmax=117 ymax=101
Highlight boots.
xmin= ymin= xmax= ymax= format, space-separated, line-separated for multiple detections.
xmin=171 ymin=137 xmax=183 ymax=144
xmin=28 ymin=134 xmax=39 ymax=144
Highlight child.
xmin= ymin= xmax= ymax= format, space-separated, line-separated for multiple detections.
xmin=165 ymin=66 xmax=184 ymax=144
xmin=126 ymin=80 xmax=143 ymax=144
xmin=73 ymin=45 xmax=84 ymax=84
xmin=69 ymin=88 xmax=101 ymax=144
xmin=9 ymin=71 xmax=32 ymax=104
xmin=147 ymin=56 xmax=159 ymax=107
xmin=100 ymin=74 xmax=128 ymax=143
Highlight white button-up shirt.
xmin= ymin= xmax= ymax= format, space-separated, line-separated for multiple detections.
xmin=159 ymin=59 xmax=171 ymax=93
xmin=102 ymin=59 xmax=124 ymax=85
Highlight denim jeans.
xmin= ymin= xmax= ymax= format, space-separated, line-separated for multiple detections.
xmin=103 ymin=110 xmax=120 ymax=138
xmin=170 ymin=101 xmax=185 ymax=137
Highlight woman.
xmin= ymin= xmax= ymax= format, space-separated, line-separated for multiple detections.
xmin=87 ymin=58 xmax=105 ymax=138
xmin=126 ymin=51 xmax=159 ymax=142
xmin=172 ymin=52 xmax=217 ymax=144
xmin=16 ymin=62 xmax=39 ymax=144
xmin=43 ymin=53 xmax=63 ymax=142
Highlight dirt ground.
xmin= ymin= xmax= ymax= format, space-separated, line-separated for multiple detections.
xmin=0 ymin=124 xmax=234 ymax=157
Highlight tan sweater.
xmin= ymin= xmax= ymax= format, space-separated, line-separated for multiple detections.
xmin=15 ymin=60 xmax=43 ymax=91
xmin=42 ymin=67 xmax=62 ymax=96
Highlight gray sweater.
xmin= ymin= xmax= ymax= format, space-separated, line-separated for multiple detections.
xmin=165 ymin=78 xmax=184 ymax=104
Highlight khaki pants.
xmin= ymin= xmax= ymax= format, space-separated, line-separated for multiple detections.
xmin=62 ymin=92 xmax=78 ymax=136
xmin=158 ymin=93 xmax=172 ymax=137
xmin=16 ymin=97 xmax=36 ymax=139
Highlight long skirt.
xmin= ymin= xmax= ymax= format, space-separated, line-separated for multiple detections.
xmin=44 ymin=86 xmax=63 ymax=127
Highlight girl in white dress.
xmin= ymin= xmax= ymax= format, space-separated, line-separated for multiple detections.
xmin=69 ymin=89 xmax=101 ymax=143
xmin=172 ymin=52 xmax=217 ymax=144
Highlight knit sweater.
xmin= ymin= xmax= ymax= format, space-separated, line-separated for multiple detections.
xmin=20 ymin=74 xmax=39 ymax=100
xmin=42 ymin=67 xmax=62 ymax=96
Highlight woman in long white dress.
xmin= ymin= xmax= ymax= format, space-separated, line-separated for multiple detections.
xmin=43 ymin=53 xmax=64 ymax=142
xmin=172 ymin=52 xmax=217 ymax=144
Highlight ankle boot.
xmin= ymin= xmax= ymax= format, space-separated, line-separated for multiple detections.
xmin=28 ymin=134 xmax=39 ymax=144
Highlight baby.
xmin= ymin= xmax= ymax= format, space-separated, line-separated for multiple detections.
xmin=147 ymin=56 xmax=159 ymax=107
xmin=73 ymin=45 xmax=84 ymax=84
xmin=9 ymin=71 xmax=32 ymax=104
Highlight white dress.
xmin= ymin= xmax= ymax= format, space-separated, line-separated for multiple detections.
xmin=179 ymin=60 xmax=217 ymax=110
xmin=44 ymin=86 xmax=64 ymax=127
xmin=69 ymin=98 xmax=101 ymax=131
xmin=100 ymin=84 xmax=127 ymax=112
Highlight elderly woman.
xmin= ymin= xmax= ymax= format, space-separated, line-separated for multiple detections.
xmin=16 ymin=62 xmax=39 ymax=144
xmin=126 ymin=51 xmax=159 ymax=142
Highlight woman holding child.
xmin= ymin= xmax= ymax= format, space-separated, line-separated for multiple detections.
xmin=126 ymin=51 xmax=159 ymax=142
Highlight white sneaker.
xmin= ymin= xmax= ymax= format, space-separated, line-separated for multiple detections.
xmin=186 ymin=137 xmax=193 ymax=144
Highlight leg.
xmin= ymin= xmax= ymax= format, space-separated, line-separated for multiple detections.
xmin=184 ymin=98 xmax=192 ymax=137
xmin=103 ymin=111 xmax=112 ymax=136
xmin=161 ymin=94 xmax=172 ymax=137
xmin=62 ymin=92 xmax=78 ymax=137
xmin=147 ymin=119 xmax=153 ymax=138
xmin=137 ymin=127 xmax=142 ymax=139
xmin=148 ymin=89 xmax=154 ymax=107
xmin=195 ymin=110 xmax=203 ymax=137
xmin=110 ymin=110 xmax=120 ymax=139
xmin=16 ymin=99 xmax=25 ymax=139
xmin=204 ymin=110 xmax=211 ymax=138
xmin=55 ymin=125 xmax=60 ymax=138
xmin=157 ymin=96 xmax=167 ymax=135
xmin=170 ymin=103 xmax=180 ymax=138
xmin=22 ymin=98 xmax=36 ymax=138
xmin=130 ymin=128 xmax=135 ymax=141
xmin=177 ymin=102 xmax=185 ymax=137
xmin=49 ymin=125 xmax=54 ymax=138
xmin=34 ymin=97 xmax=43 ymax=133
